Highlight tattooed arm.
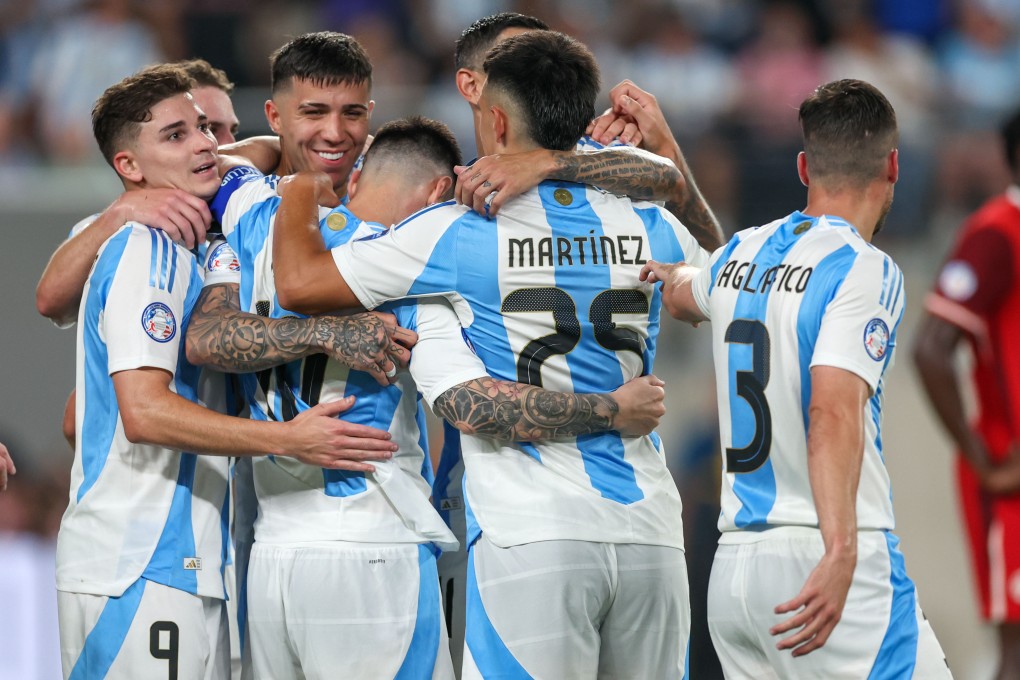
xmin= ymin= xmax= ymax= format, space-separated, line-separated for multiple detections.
xmin=433 ymin=374 xmax=666 ymax=441
xmin=592 ymin=80 xmax=724 ymax=252
xmin=185 ymin=283 xmax=415 ymax=385
xmin=455 ymin=146 xmax=682 ymax=217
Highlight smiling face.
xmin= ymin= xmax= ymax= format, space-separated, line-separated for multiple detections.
xmin=192 ymin=85 xmax=239 ymax=145
xmin=115 ymin=92 xmax=220 ymax=200
xmin=265 ymin=77 xmax=373 ymax=193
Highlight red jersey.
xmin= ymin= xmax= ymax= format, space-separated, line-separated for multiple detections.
xmin=927 ymin=186 xmax=1020 ymax=459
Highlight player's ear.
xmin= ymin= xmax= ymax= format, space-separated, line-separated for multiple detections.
xmin=887 ymin=148 xmax=899 ymax=184
xmin=456 ymin=68 xmax=483 ymax=105
xmin=265 ymin=99 xmax=282 ymax=135
xmin=796 ymin=151 xmax=810 ymax=187
xmin=492 ymin=105 xmax=508 ymax=149
xmin=347 ymin=167 xmax=362 ymax=199
xmin=113 ymin=150 xmax=143 ymax=184
xmin=430 ymin=175 xmax=454 ymax=204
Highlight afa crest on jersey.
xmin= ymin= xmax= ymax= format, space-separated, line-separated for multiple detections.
xmin=207 ymin=242 xmax=240 ymax=273
xmin=863 ymin=318 xmax=889 ymax=361
xmin=141 ymin=302 xmax=176 ymax=343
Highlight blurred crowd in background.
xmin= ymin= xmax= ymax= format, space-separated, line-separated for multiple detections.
xmin=1 ymin=1 xmax=1018 ymax=675
xmin=2 ymin=0 xmax=1020 ymax=236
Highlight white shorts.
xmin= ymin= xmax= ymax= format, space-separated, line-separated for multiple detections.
xmin=708 ymin=528 xmax=952 ymax=679
xmin=247 ymin=541 xmax=454 ymax=679
xmin=58 ymin=578 xmax=229 ymax=680
xmin=462 ymin=536 xmax=691 ymax=679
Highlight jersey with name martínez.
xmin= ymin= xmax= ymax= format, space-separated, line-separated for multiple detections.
xmin=57 ymin=224 xmax=229 ymax=599
xmin=208 ymin=166 xmax=467 ymax=550
xmin=691 ymin=211 xmax=904 ymax=534
xmin=333 ymin=181 xmax=708 ymax=550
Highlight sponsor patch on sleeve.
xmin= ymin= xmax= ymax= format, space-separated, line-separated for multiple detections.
xmin=863 ymin=318 xmax=890 ymax=361
xmin=206 ymin=241 xmax=240 ymax=273
xmin=141 ymin=302 xmax=177 ymax=343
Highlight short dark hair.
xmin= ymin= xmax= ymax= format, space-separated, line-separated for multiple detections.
xmin=482 ymin=31 xmax=599 ymax=152
xmin=270 ymin=31 xmax=372 ymax=94
xmin=454 ymin=12 xmax=549 ymax=71
xmin=799 ymin=79 xmax=898 ymax=187
xmin=177 ymin=58 xmax=234 ymax=95
xmin=1002 ymin=109 xmax=1020 ymax=174
xmin=365 ymin=115 xmax=462 ymax=174
xmin=92 ymin=64 xmax=195 ymax=167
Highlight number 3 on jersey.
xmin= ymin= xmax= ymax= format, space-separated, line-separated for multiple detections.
xmin=501 ymin=286 xmax=650 ymax=386
xmin=725 ymin=319 xmax=772 ymax=473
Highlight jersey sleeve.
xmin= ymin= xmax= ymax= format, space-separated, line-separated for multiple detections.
xmin=103 ymin=226 xmax=193 ymax=376
xmin=210 ymin=165 xmax=277 ymax=239
xmin=928 ymin=227 xmax=1014 ymax=329
xmin=331 ymin=205 xmax=462 ymax=309
xmin=202 ymin=235 xmax=241 ymax=287
xmin=404 ymin=297 xmax=489 ymax=408
xmin=810 ymin=252 xmax=905 ymax=392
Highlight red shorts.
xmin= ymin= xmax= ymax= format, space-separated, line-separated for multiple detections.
xmin=956 ymin=455 xmax=1020 ymax=622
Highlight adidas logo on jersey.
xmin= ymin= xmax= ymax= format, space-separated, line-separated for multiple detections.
xmin=440 ymin=497 xmax=463 ymax=511
xmin=183 ymin=558 xmax=203 ymax=571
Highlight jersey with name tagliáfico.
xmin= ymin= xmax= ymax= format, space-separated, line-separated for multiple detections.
xmin=332 ymin=181 xmax=708 ymax=550
xmin=57 ymin=223 xmax=230 ymax=599
xmin=691 ymin=211 xmax=904 ymax=534
xmin=208 ymin=166 xmax=470 ymax=550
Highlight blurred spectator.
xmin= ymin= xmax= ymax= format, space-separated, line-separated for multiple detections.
xmin=936 ymin=1 xmax=1020 ymax=212
xmin=0 ymin=463 xmax=69 ymax=680
xmin=824 ymin=1 xmax=939 ymax=236
xmin=27 ymin=0 xmax=164 ymax=164
xmin=872 ymin=0 xmax=951 ymax=44
xmin=732 ymin=0 xmax=825 ymax=228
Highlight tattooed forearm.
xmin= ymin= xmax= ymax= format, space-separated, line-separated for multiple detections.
xmin=433 ymin=377 xmax=619 ymax=441
xmin=186 ymin=284 xmax=320 ymax=372
xmin=186 ymin=284 xmax=395 ymax=373
xmin=666 ymin=150 xmax=724 ymax=252
xmin=549 ymin=148 xmax=680 ymax=202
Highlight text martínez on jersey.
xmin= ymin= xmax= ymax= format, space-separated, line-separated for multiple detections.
xmin=508 ymin=234 xmax=647 ymax=268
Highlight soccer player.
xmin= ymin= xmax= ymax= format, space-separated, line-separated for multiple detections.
xmin=643 ymin=79 xmax=951 ymax=677
xmin=36 ymin=59 xmax=243 ymax=328
xmin=451 ymin=14 xmax=724 ymax=252
xmin=56 ymin=64 xmax=397 ymax=679
xmin=271 ymin=31 xmax=704 ymax=678
xmin=433 ymin=15 xmax=727 ymax=669
xmin=914 ymin=108 xmax=1020 ymax=678
xmin=180 ymin=58 xmax=239 ymax=146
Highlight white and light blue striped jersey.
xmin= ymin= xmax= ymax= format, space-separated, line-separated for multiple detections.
xmin=691 ymin=211 xmax=905 ymax=534
xmin=333 ymin=181 xmax=709 ymax=549
xmin=208 ymin=166 xmax=470 ymax=550
xmin=57 ymin=224 xmax=230 ymax=599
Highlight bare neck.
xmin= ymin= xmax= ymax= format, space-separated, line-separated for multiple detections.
xmin=347 ymin=185 xmax=403 ymax=227
xmin=802 ymin=183 xmax=887 ymax=243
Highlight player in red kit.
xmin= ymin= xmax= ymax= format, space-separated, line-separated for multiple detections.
xmin=915 ymin=108 xmax=1020 ymax=679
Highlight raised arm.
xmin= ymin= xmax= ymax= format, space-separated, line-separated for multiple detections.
xmin=185 ymin=282 xmax=414 ymax=386
xmin=455 ymin=145 xmax=683 ymax=217
xmin=595 ymin=80 xmax=724 ymax=251
xmin=272 ymin=172 xmax=363 ymax=314
xmin=433 ymin=374 xmax=665 ymax=442
xmin=114 ymin=366 xmax=395 ymax=471
xmin=220 ymin=135 xmax=281 ymax=174
xmin=36 ymin=190 xmax=211 ymax=325
xmin=770 ymin=366 xmax=864 ymax=656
